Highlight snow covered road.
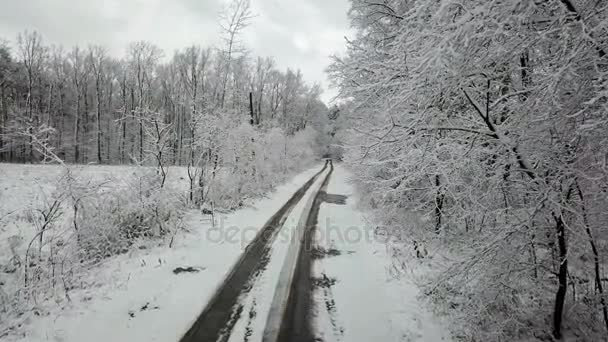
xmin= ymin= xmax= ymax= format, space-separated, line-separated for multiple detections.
xmin=309 ymin=166 xmax=452 ymax=342
xmin=180 ymin=162 xmax=331 ymax=342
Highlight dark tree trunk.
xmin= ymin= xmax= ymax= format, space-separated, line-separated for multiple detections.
xmin=249 ymin=92 xmax=254 ymax=125
xmin=84 ymin=86 xmax=89 ymax=163
xmin=120 ymin=80 xmax=127 ymax=164
xmin=435 ymin=174 xmax=444 ymax=233
xmin=520 ymin=50 xmax=531 ymax=91
xmin=107 ymin=81 xmax=113 ymax=162
xmin=553 ymin=213 xmax=568 ymax=339
xmin=74 ymin=93 xmax=81 ymax=163
xmin=576 ymin=181 xmax=608 ymax=335
xmin=139 ymin=117 xmax=143 ymax=161
xmin=45 ymin=83 xmax=53 ymax=154
xmin=58 ymin=86 xmax=65 ymax=158
xmin=257 ymin=93 xmax=263 ymax=125
xmin=0 ymin=85 xmax=5 ymax=162
xmin=130 ymin=87 xmax=135 ymax=159
xmin=96 ymin=77 xmax=102 ymax=164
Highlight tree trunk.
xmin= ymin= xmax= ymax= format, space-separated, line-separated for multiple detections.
xmin=96 ymin=79 xmax=102 ymax=164
xmin=0 ymin=85 xmax=5 ymax=161
xmin=130 ymin=87 xmax=135 ymax=159
xmin=27 ymin=71 xmax=34 ymax=162
xmin=553 ymin=212 xmax=568 ymax=339
xmin=58 ymin=87 xmax=65 ymax=158
xmin=435 ymin=174 xmax=444 ymax=233
xmin=45 ymin=82 xmax=53 ymax=151
xmin=74 ymin=93 xmax=81 ymax=163
xmin=84 ymin=85 xmax=89 ymax=163
xmin=576 ymin=181 xmax=608 ymax=335
xmin=249 ymin=92 xmax=254 ymax=125
xmin=120 ymin=80 xmax=127 ymax=164
xmin=107 ymin=80 xmax=113 ymax=162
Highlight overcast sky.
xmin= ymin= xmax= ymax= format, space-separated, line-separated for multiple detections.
xmin=0 ymin=0 xmax=352 ymax=104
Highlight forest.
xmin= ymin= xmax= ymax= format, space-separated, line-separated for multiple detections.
xmin=329 ymin=0 xmax=608 ymax=340
xmin=0 ymin=6 xmax=328 ymax=166
xmin=3 ymin=0 xmax=608 ymax=341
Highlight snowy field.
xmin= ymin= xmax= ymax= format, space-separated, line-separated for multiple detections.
xmin=0 ymin=163 xmax=194 ymax=338
xmin=312 ymin=166 xmax=452 ymax=341
xmin=0 ymin=163 xmax=190 ymax=205
xmin=0 ymin=163 xmax=322 ymax=341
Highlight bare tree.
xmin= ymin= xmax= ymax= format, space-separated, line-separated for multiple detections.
xmin=127 ymin=41 xmax=163 ymax=161
xmin=88 ymin=45 xmax=107 ymax=164
xmin=17 ymin=31 xmax=46 ymax=161
xmin=219 ymin=0 xmax=253 ymax=108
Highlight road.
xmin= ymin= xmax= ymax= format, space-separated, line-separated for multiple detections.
xmin=179 ymin=161 xmax=333 ymax=342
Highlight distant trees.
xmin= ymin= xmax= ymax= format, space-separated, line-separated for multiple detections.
xmin=0 ymin=7 xmax=331 ymax=218
xmin=0 ymin=41 xmax=15 ymax=160
xmin=0 ymin=29 xmax=327 ymax=166
xmin=331 ymin=0 xmax=608 ymax=340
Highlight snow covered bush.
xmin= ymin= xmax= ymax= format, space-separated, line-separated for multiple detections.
xmin=0 ymin=165 xmax=185 ymax=336
xmin=196 ymin=121 xmax=318 ymax=210
xmin=74 ymin=168 xmax=184 ymax=262
xmin=181 ymin=97 xmax=321 ymax=211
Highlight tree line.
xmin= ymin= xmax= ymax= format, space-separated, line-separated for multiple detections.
xmin=0 ymin=3 xmax=326 ymax=166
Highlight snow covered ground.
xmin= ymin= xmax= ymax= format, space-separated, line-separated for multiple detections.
xmin=311 ymin=165 xmax=452 ymax=342
xmin=0 ymin=163 xmax=190 ymax=247
xmin=1 ymin=163 xmax=322 ymax=342
xmin=1 ymin=163 xmax=453 ymax=342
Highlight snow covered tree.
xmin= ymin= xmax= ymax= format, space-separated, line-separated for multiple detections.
xmin=330 ymin=0 xmax=608 ymax=339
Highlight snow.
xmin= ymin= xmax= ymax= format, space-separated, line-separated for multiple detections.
xmin=0 ymin=163 xmax=190 ymax=242
xmin=2 ymin=163 xmax=323 ymax=342
xmin=311 ymin=165 xmax=452 ymax=342
xmin=1 ymin=163 xmax=452 ymax=342
xmin=226 ymin=167 xmax=330 ymax=342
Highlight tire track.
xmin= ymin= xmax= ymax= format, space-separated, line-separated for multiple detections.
xmin=275 ymin=161 xmax=334 ymax=342
xmin=179 ymin=162 xmax=329 ymax=342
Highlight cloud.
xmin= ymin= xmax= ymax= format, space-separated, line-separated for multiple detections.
xmin=0 ymin=0 xmax=352 ymax=104
xmin=247 ymin=0 xmax=352 ymax=103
